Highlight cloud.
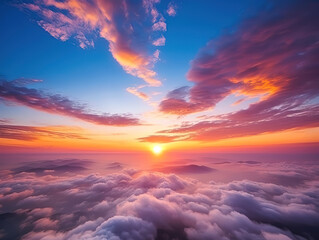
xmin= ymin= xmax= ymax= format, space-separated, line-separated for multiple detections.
xmin=152 ymin=21 xmax=167 ymax=31
xmin=166 ymin=86 xmax=190 ymax=99
xmin=126 ymin=86 xmax=150 ymax=101
xmin=94 ymin=216 xmax=156 ymax=240
xmin=105 ymin=162 xmax=123 ymax=171
xmin=153 ymin=104 xmax=319 ymax=142
xmin=12 ymin=159 xmax=91 ymax=174
xmin=152 ymin=35 xmax=166 ymax=46
xmin=155 ymin=164 xmax=216 ymax=174
xmin=156 ymin=0 xmax=319 ymax=141
xmin=156 ymin=104 xmax=319 ymax=142
xmin=138 ymin=134 xmax=186 ymax=143
xmin=0 ymin=124 xmax=87 ymax=141
xmin=167 ymin=3 xmax=177 ymax=16
xmin=21 ymin=0 xmax=169 ymax=88
xmin=0 ymin=80 xmax=140 ymax=126
xmin=0 ymin=164 xmax=318 ymax=240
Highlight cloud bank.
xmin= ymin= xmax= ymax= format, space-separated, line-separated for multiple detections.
xmin=154 ymin=0 xmax=319 ymax=142
xmin=0 ymin=160 xmax=318 ymax=240
xmin=0 ymin=79 xmax=140 ymax=126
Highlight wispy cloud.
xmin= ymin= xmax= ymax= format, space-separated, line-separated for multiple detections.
xmin=0 ymin=79 xmax=140 ymax=126
xmin=152 ymin=21 xmax=167 ymax=31
xmin=155 ymin=0 xmax=319 ymax=141
xmin=21 ymin=0 xmax=170 ymax=89
xmin=138 ymin=134 xmax=186 ymax=143
xmin=167 ymin=3 xmax=177 ymax=16
xmin=126 ymin=86 xmax=150 ymax=101
xmin=152 ymin=35 xmax=166 ymax=46
xmin=0 ymin=124 xmax=87 ymax=141
xmin=156 ymin=105 xmax=319 ymax=142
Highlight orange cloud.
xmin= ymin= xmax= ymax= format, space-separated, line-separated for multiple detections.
xmin=22 ymin=0 xmax=167 ymax=88
xmin=0 ymin=124 xmax=87 ymax=141
xmin=126 ymin=87 xmax=150 ymax=101
xmin=160 ymin=1 xmax=319 ymax=116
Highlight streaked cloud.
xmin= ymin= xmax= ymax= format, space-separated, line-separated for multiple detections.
xmin=0 ymin=124 xmax=87 ymax=141
xmin=138 ymin=134 xmax=185 ymax=143
xmin=126 ymin=86 xmax=150 ymax=101
xmin=156 ymin=105 xmax=319 ymax=142
xmin=155 ymin=0 xmax=319 ymax=141
xmin=0 ymin=79 xmax=140 ymax=126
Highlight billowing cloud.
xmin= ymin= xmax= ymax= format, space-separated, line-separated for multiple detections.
xmin=0 ymin=161 xmax=318 ymax=240
xmin=0 ymin=80 xmax=140 ymax=126
xmin=156 ymin=0 xmax=319 ymax=141
xmin=21 ymin=0 xmax=169 ymax=88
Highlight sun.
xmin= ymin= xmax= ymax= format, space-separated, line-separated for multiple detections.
xmin=152 ymin=145 xmax=163 ymax=155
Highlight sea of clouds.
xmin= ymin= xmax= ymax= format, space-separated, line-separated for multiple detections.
xmin=0 ymin=159 xmax=318 ymax=240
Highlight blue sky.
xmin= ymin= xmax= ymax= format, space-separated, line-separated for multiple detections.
xmin=0 ymin=0 xmax=318 ymax=152
xmin=0 ymin=0 xmax=267 ymax=117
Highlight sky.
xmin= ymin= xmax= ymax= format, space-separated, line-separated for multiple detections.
xmin=1 ymin=1 xmax=319 ymax=239
xmin=0 ymin=0 xmax=319 ymax=154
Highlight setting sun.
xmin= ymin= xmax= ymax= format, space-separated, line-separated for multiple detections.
xmin=1 ymin=1 xmax=318 ymax=239
xmin=152 ymin=145 xmax=163 ymax=155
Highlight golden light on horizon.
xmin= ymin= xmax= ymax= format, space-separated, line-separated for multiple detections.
xmin=152 ymin=145 xmax=163 ymax=155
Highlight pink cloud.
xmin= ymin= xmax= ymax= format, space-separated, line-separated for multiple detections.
xmin=33 ymin=218 xmax=58 ymax=230
xmin=21 ymin=0 xmax=169 ymax=88
xmin=167 ymin=3 xmax=176 ymax=16
xmin=0 ymin=124 xmax=88 ymax=141
xmin=0 ymin=79 xmax=140 ymax=126
xmin=1 ymin=162 xmax=318 ymax=239
xmin=160 ymin=0 xmax=319 ymax=115
xmin=138 ymin=134 xmax=185 ymax=143
xmin=155 ymin=0 xmax=319 ymax=141
xmin=126 ymin=87 xmax=150 ymax=101
xmin=152 ymin=21 xmax=167 ymax=31
xmin=152 ymin=35 xmax=166 ymax=46
xmin=156 ymin=106 xmax=319 ymax=142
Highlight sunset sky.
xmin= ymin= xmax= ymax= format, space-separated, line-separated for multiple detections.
xmin=1 ymin=0 xmax=319 ymax=154
xmin=1 ymin=1 xmax=319 ymax=240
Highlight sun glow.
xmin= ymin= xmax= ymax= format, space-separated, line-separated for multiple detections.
xmin=152 ymin=145 xmax=163 ymax=155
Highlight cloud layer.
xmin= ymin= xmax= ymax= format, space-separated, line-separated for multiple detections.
xmin=155 ymin=0 xmax=319 ymax=142
xmin=0 ymin=159 xmax=318 ymax=240
xmin=0 ymin=79 xmax=140 ymax=126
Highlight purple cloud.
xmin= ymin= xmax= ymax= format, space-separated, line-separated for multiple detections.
xmin=0 ymin=124 xmax=88 ymax=141
xmin=155 ymin=0 xmax=319 ymax=141
xmin=0 ymin=80 xmax=140 ymax=126
xmin=0 ymin=161 xmax=318 ymax=239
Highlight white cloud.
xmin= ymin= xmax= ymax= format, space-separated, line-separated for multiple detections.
xmin=0 ymin=163 xmax=318 ymax=240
